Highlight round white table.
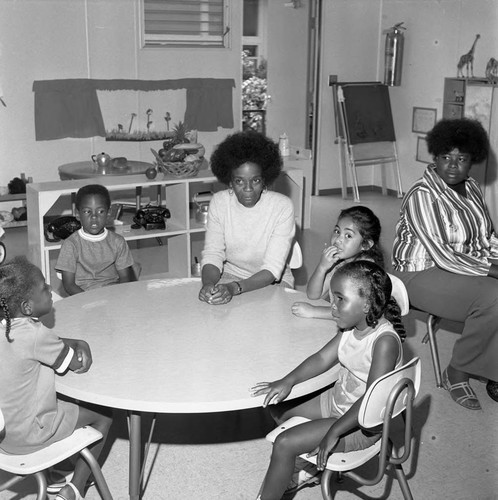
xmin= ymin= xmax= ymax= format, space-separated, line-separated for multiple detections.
xmin=53 ymin=279 xmax=338 ymax=499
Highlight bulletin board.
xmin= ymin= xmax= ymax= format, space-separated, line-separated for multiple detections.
xmin=336 ymin=83 xmax=396 ymax=145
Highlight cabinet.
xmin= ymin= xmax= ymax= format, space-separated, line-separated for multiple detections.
xmin=443 ymin=78 xmax=498 ymax=223
xmin=27 ymin=172 xmax=218 ymax=286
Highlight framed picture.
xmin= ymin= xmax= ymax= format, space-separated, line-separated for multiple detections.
xmin=416 ymin=136 xmax=433 ymax=164
xmin=412 ymin=107 xmax=437 ymax=134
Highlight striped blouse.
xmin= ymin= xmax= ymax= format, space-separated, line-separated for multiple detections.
xmin=392 ymin=164 xmax=498 ymax=276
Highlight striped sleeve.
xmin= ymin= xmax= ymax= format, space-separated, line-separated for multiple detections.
xmin=34 ymin=325 xmax=76 ymax=374
xmin=404 ymin=189 xmax=491 ymax=276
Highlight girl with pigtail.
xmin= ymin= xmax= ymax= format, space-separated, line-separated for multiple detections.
xmin=0 ymin=257 xmax=112 ymax=500
xmin=252 ymin=260 xmax=406 ymax=499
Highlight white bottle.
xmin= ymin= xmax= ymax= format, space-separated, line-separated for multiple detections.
xmin=279 ymin=133 xmax=290 ymax=157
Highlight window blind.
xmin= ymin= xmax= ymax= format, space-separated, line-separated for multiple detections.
xmin=143 ymin=0 xmax=229 ymax=47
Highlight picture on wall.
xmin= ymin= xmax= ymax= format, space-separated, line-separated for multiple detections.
xmin=416 ymin=136 xmax=433 ymax=164
xmin=412 ymin=107 xmax=437 ymax=134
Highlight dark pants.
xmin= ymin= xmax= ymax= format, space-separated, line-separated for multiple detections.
xmin=392 ymin=267 xmax=498 ymax=381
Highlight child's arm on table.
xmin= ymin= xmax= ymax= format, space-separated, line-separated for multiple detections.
xmin=291 ymin=301 xmax=332 ymax=319
xmin=251 ymin=333 xmax=341 ymax=406
xmin=62 ymin=338 xmax=93 ymax=374
xmin=60 ymin=270 xmax=84 ymax=296
xmin=117 ymin=265 xmax=137 ymax=283
xmin=308 ymin=334 xmax=400 ymax=470
xmin=307 ymin=245 xmax=339 ymax=299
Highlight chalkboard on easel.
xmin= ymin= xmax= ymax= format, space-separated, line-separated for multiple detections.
xmin=336 ymin=83 xmax=395 ymax=145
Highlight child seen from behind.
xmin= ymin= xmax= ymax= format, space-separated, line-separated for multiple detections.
xmin=56 ymin=184 xmax=136 ymax=296
xmin=292 ymin=205 xmax=383 ymax=319
xmin=0 ymin=257 xmax=112 ymax=500
xmin=252 ymin=261 xmax=405 ymax=499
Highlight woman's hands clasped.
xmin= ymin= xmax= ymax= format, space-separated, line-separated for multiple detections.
xmin=251 ymin=379 xmax=293 ymax=407
xmin=199 ymin=283 xmax=234 ymax=305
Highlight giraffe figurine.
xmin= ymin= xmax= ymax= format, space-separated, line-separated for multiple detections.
xmin=457 ymin=34 xmax=480 ymax=78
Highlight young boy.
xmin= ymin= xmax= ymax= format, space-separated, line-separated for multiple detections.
xmin=56 ymin=184 xmax=136 ymax=295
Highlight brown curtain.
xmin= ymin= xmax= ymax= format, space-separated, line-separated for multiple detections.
xmin=33 ymin=78 xmax=235 ymax=140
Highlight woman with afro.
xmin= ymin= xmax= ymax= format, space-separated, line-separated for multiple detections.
xmin=392 ymin=118 xmax=498 ymax=409
xmin=199 ymin=131 xmax=295 ymax=305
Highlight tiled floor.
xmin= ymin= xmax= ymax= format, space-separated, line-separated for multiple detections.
xmin=1 ymin=191 xmax=498 ymax=500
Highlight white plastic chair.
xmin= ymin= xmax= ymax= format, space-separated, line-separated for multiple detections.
xmin=265 ymin=357 xmax=421 ymax=500
xmin=289 ymin=241 xmax=303 ymax=270
xmin=0 ymin=408 xmax=113 ymax=500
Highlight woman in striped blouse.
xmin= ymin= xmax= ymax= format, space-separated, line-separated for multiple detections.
xmin=392 ymin=118 xmax=498 ymax=410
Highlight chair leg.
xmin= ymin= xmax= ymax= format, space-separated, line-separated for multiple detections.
xmin=423 ymin=314 xmax=443 ymax=388
xmin=33 ymin=471 xmax=48 ymax=500
xmin=320 ymin=469 xmax=336 ymax=500
xmin=79 ymin=447 xmax=113 ymax=500
xmin=393 ymin=463 xmax=413 ymax=500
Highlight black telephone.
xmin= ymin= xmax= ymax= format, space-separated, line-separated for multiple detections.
xmin=44 ymin=216 xmax=82 ymax=242
xmin=133 ymin=206 xmax=171 ymax=230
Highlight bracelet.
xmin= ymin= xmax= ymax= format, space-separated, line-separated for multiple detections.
xmin=233 ymin=281 xmax=243 ymax=295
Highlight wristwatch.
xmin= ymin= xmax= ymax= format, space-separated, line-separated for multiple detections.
xmin=233 ymin=282 xmax=243 ymax=295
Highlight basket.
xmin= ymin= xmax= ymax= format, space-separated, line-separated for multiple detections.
xmin=158 ymin=159 xmax=202 ymax=178
xmin=151 ymin=148 xmax=202 ymax=178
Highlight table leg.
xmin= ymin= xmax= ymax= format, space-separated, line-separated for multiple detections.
xmin=129 ymin=411 xmax=142 ymax=500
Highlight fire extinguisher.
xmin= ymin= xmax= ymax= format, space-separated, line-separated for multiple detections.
xmin=384 ymin=22 xmax=406 ymax=86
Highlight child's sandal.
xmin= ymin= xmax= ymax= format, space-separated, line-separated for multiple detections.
xmin=55 ymin=482 xmax=84 ymax=500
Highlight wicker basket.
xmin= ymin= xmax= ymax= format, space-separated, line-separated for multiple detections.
xmin=158 ymin=159 xmax=202 ymax=178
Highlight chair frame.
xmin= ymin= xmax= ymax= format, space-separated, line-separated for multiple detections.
xmin=266 ymin=358 xmax=421 ymax=500
xmin=0 ymin=412 xmax=113 ymax=500
xmin=421 ymin=313 xmax=443 ymax=388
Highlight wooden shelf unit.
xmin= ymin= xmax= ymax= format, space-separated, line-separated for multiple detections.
xmin=27 ymin=171 xmax=218 ymax=285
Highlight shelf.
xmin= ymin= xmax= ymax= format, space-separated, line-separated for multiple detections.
xmin=0 ymin=193 xmax=27 ymax=202
xmin=3 ymin=220 xmax=27 ymax=228
xmin=27 ymin=174 xmax=217 ymax=284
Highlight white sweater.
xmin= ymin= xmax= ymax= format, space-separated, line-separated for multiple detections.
xmin=201 ymin=190 xmax=295 ymax=286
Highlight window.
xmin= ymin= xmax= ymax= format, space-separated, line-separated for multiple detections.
xmin=242 ymin=0 xmax=266 ymax=65
xmin=142 ymin=0 xmax=230 ymax=48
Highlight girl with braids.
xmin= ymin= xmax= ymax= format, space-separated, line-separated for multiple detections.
xmin=0 ymin=257 xmax=112 ymax=500
xmin=292 ymin=205 xmax=384 ymax=319
xmin=252 ymin=261 xmax=405 ymax=499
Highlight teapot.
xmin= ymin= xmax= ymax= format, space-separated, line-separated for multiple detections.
xmin=193 ymin=191 xmax=213 ymax=225
xmin=91 ymin=152 xmax=112 ymax=172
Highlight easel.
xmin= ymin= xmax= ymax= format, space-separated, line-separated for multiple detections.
xmin=333 ymin=82 xmax=403 ymax=202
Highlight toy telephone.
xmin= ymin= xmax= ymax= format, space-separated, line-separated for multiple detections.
xmin=133 ymin=206 xmax=171 ymax=230
xmin=44 ymin=216 xmax=82 ymax=242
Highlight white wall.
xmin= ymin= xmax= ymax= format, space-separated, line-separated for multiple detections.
xmin=0 ymin=0 xmax=243 ymax=189
xmin=315 ymin=0 xmax=498 ymax=193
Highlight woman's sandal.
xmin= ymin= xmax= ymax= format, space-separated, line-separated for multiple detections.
xmin=442 ymin=369 xmax=481 ymax=410
xmin=486 ymin=380 xmax=498 ymax=402
xmin=55 ymin=482 xmax=84 ymax=500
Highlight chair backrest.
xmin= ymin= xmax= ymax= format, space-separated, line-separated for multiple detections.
xmin=289 ymin=240 xmax=303 ymax=269
xmin=388 ymin=273 xmax=409 ymax=316
xmin=358 ymin=357 xmax=421 ymax=429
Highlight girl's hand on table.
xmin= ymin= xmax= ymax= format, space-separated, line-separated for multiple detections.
xmin=291 ymin=301 xmax=316 ymax=318
xmin=251 ymin=380 xmax=292 ymax=407
xmin=74 ymin=340 xmax=93 ymax=373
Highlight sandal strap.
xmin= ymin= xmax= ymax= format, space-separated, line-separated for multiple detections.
xmin=443 ymin=370 xmax=481 ymax=408
xmin=55 ymin=482 xmax=84 ymax=500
